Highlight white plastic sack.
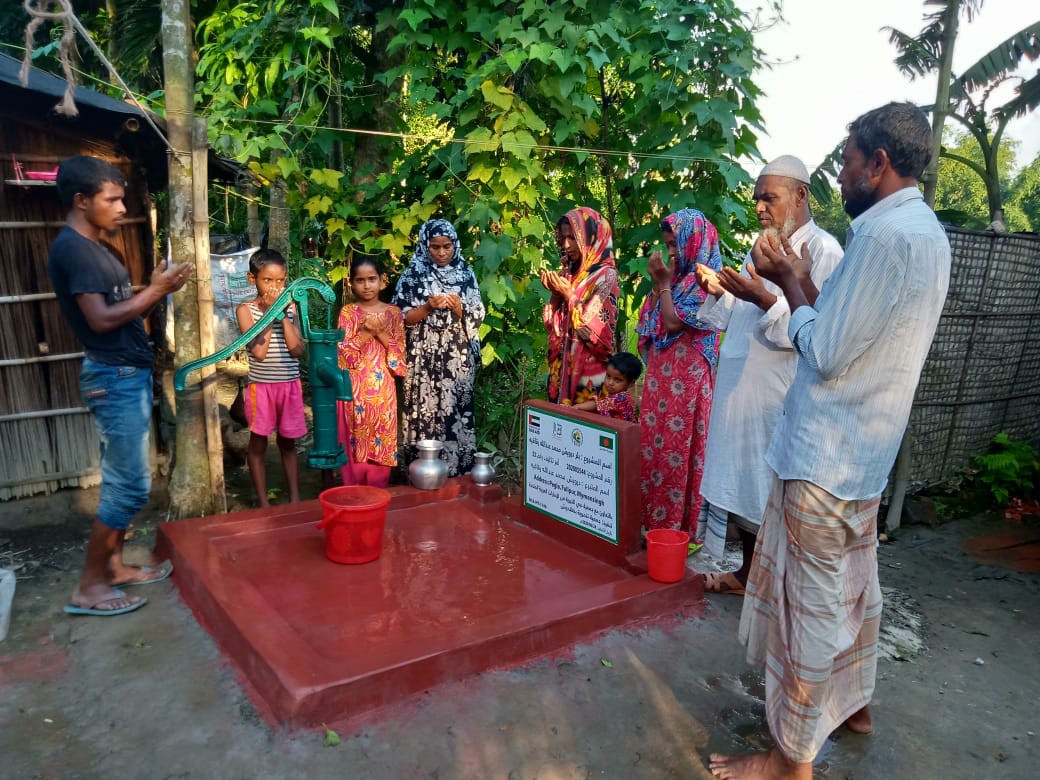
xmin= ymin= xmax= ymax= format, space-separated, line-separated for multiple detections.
xmin=164 ymin=247 xmax=259 ymax=353
xmin=211 ymin=248 xmax=259 ymax=351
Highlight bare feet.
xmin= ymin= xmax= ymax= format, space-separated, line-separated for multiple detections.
xmin=709 ymin=749 xmax=812 ymax=779
xmin=844 ymin=705 xmax=873 ymax=734
xmin=705 ymin=571 xmax=746 ymax=595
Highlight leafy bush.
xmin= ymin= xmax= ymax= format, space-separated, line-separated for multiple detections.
xmin=972 ymin=433 xmax=1039 ymax=506
xmin=474 ymin=356 xmax=546 ymax=490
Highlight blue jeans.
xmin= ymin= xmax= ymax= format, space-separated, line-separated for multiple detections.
xmin=80 ymin=359 xmax=153 ymax=530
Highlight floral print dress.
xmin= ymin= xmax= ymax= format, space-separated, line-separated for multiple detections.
xmin=336 ymin=304 xmax=407 ymax=468
xmin=636 ymin=209 xmax=721 ymax=534
xmin=392 ymin=219 xmax=486 ymax=476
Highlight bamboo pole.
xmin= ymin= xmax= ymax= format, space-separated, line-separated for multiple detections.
xmin=0 ymin=407 xmax=88 ymax=422
xmin=193 ymin=117 xmax=227 ymax=513
xmin=0 ymin=217 xmax=147 ymax=230
xmin=0 ymin=352 xmax=83 ymax=367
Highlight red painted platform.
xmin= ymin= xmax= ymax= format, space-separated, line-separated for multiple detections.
xmin=157 ymin=481 xmax=703 ymax=726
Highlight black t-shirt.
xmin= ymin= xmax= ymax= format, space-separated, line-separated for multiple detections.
xmin=47 ymin=226 xmax=153 ymax=367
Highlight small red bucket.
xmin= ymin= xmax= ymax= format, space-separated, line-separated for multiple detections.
xmin=317 ymin=486 xmax=391 ymax=564
xmin=646 ymin=529 xmax=689 ymax=583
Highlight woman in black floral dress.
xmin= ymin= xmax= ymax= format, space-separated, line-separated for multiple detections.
xmin=392 ymin=219 xmax=486 ymax=476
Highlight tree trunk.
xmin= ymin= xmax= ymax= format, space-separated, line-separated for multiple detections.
xmin=162 ymin=0 xmax=216 ymax=518
xmin=923 ymin=0 xmax=960 ymax=208
xmin=351 ymin=25 xmax=402 ymax=196
xmin=246 ymin=183 xmax=261 ymax=247
xmin=268 ymin=149 xmax=291 ymax=257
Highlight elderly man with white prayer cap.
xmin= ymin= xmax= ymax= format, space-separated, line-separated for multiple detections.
xmin=692 ymin=154 xmax=844 ymax=593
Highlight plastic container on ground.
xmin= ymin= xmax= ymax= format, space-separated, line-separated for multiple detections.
xmin=646 ymin=529 xmax=689 ymax=583
xmin=316 ymin=486 xmax=392 ymax=564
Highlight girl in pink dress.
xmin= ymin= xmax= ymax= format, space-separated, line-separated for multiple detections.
xmin=636 ymin=209 xmax=721 ymax=535
xmin=336 ymin=257 xmax=407 ymax=487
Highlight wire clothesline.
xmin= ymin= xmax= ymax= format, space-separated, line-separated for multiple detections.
xmin=240 ymin=117 xmax=748 ymax=166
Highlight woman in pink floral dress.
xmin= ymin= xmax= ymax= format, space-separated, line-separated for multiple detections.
xmin=636 ymin=209 xmax=721 ymax=534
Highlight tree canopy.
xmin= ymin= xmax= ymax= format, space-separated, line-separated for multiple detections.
xmin=188 ymin=0 xmax=766 ymax=365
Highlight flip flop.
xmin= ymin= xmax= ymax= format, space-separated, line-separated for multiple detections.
xmin=65 ymin=590 xmax=147 ymax=617
xmin=114 ymin=560 xmax=174 ymax=588
xmin=704 ymin=571 xmax=746 ymax=596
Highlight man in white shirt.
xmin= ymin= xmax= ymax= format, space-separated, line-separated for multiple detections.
xmin=710 ymin=103 xmax=951 ymax=780
xmin=694 ymin=156 xmax=844 ymax=595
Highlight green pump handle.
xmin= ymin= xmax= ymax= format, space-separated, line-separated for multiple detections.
xmin=173 ymin=277 xmax=336 ymax=391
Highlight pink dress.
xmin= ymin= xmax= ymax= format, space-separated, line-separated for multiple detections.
xmin=336 ymin=304 xmax=407 ymax=468
xmin=639 ymin=330 xmax=714 ymax=533
xmin=636 ymin=209 xmax=721 ymax=535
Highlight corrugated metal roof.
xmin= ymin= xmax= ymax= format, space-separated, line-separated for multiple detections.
xmin=0 ymin=52 xmax=248 ymax=186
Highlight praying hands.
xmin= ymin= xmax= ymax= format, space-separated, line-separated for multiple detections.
xmin=752 ymin=233 xmax=820 ymax=306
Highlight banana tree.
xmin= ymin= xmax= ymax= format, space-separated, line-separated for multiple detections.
xmin=812 ymin=16 xmax=1040 ymax=227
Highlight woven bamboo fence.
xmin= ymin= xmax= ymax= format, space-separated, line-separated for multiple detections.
xmin=905 ymin=226 xmax=1040 ymax=491
xmin=0 ymin=114 xmax=155 ymax=500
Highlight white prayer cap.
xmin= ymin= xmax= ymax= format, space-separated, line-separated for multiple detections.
xmin=759 ymin=155 xmax=811 ymax=184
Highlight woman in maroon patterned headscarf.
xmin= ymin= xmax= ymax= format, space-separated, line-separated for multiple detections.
xmin=540 ymin=207 xmax=620 ymax=405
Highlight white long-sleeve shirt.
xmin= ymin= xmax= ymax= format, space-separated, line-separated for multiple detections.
xmin=766 ymin=187 xmax=951 ymax=500
xmin=698 ymin=219 xmax=844 ymax=525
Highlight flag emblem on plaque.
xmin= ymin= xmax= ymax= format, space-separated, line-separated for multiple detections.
xmin=528 ymin=413 xmax=540 ymax=431
xmin=599 ymin=435 xmax=613 ymax=450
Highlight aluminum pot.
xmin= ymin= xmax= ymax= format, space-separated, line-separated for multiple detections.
xmin=409 ymin=439 xmax=449 ymax=490
xmin=471 ymin=452 xmax=496 ymax=486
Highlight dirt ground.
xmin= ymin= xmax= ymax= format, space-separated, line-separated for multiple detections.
xmin=1 ymin=457 xmax=1038 ymax=779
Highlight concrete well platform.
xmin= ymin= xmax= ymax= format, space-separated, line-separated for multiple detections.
xmin=157 ymin=480 xmax=703 ymax=726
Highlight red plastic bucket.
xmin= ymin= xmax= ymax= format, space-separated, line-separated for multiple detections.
xmin=317 ymin=486 xmax=392 ymax=564
xmin=646 ymin=529 xmax=689 ymax=583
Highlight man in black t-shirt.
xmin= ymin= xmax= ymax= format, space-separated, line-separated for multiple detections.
xmin=48 ymin=156 xmax=191 ymax=617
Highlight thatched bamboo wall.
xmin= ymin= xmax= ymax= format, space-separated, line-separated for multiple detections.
xmin=906 ymin=226 xmax=1040 ymax=490
xmin=0 ymin=113 xmax=156 ymax=500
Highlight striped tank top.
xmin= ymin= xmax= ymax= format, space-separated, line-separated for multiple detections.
xmin=246 ymin=301 xmax=301 ymax=383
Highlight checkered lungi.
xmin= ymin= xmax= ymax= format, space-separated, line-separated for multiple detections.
xmin=738 ymin=477 xmax=882 ymax=763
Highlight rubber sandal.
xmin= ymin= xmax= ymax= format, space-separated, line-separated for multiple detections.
xmin=65 ymin=590 xmax=147 ymax=617
xmin=115 ymin=560 xmax=173 ymax=588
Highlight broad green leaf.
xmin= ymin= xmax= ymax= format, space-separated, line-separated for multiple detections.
xmin=468 ymin=161 xmax=496 ymax=183
xmin=400 ymin=8 xmax=432 ymax=31
xmin=502 ymin=48 xmax=526 ymax=74
xmin=480 ymin=342 xmax=498 ymax=366
xmin=501 ymin=131 xmax=537 ymax=160
xmin=309 ymin=168 xmax=344 ymax=189
xmin=380 ymin=233 xmax=410 ymax=257
xmin=480 ymin=80 xmax=514 ymax=111
xmin=313 ymin=0 xmax=339 ymax=19
xmin=303 ymin=195 xmax=333 ymax=218
xmin=587 ymin=47 xmax=611 ymax=71
xmin=275 ymin=155 xmax=299 ymax=179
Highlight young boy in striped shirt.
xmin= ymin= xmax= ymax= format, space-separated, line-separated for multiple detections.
xmin=235 ymin=249 xmax=306 ymax=507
